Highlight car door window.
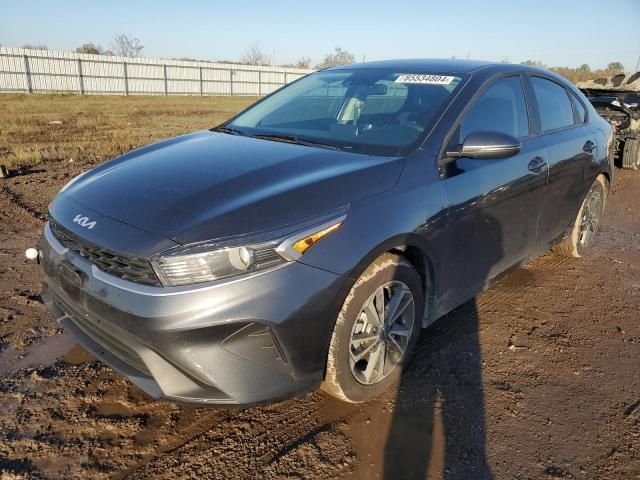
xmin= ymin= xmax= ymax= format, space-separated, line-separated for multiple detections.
xmin=569 ymin=92 xmax=587 ymax=124
xmin=459 ymin=76 xmax=529 ymax=142
xmin=531 ymin=77 xmax=575 ymax=132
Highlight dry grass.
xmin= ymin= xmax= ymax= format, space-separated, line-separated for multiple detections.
xmin=0 ymin=94 xmax=257 ymax=168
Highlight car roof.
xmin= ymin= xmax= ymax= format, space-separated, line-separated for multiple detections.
xmin=328 ymin=58 xmax=499 ymax=74
xmin=326 ymin=59 xmax=575 ymax=90
xmin=327 ymin=58 xmax=558 ymax=77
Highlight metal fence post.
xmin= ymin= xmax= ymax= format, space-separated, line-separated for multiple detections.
xmin=163 ymin=64 xmax=168 ymax=96
xmin=123 ymin=62 xmax=129 ymax=95
xmin=284 ymin=71 xmax=288 ymax=87
xmin=22 ymin=54 xmax=32 ymax=93
xmin=230 ymin=69 xmax=234 ymax=96
xmin=199 ymin=66 xmax=203 ymax=96
xmin=258 ymin=70 xmax=262 ymax=96
xmin=76 ymin=59 xmax=84 ymax=94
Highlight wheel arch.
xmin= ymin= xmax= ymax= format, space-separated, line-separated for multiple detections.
xmin=345 ymin=233 xmax=439 ymax=327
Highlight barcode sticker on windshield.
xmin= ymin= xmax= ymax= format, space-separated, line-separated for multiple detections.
xmin=395 ymin=74 xmax=455 ymax=85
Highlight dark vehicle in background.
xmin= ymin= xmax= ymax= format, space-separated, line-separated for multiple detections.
xmin=36 ymin=60 xmax=613 ymax=406
xmin=578 ymin=72 xmax=640 ymax=170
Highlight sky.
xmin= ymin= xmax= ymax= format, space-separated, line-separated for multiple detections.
xmin=1 ymin=0 xmax=639 ymax=70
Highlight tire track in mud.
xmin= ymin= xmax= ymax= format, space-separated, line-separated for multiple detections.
xmin=124 ymin=394 xmax=359 ymax=479
xmin=0 ymin=184 xmax=47 ymax=222
xmin=113 ymin=409 xmax=234 ymax=480
xmin=413 ymin=253 xmax=570 ymax=361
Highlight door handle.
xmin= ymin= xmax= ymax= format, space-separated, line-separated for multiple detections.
xmin=583 ymin=140 xmax=596 ymax=153
xmin=527 ymin=156 xmax=547 ymax=173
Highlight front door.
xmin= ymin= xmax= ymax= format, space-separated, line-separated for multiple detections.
xmin=438 ymin=75 xmax=548 ymax=311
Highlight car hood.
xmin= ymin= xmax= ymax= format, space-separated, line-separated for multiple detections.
xmin=63 ymin=131 xmax=404 ymax=245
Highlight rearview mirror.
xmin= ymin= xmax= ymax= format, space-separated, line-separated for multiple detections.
xmin=367 ymin=84 xmax=388 ymax=96
xmin=447 ymin=130 xmax=521 ymax=160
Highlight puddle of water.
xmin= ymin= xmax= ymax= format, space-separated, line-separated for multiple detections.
xmin=63 ymin=344 xmax=96 ymax=365
xmin=0 ymin=333 xmax=77 ymax=375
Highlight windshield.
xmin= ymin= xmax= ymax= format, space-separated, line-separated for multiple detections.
xmin=223 ymin=69 xmax=464 ymax=155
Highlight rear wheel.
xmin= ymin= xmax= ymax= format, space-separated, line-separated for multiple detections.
xmin=622 ymin=138 xmax=640 ymax=170
xmin=554 ymin=175 xmax=608 ymax=258
xmin=322 ymin=253 xmax=424 ymax=403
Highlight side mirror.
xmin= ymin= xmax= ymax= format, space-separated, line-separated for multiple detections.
xmin=447 ymin=130 xmax=521 ymax=160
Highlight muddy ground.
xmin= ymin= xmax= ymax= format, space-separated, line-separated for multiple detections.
xmin=0 ymin=157 xmax=639 ymax=479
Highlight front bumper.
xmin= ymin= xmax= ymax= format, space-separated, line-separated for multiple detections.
xmin=40 ymin=223 xmax=348 ymax=406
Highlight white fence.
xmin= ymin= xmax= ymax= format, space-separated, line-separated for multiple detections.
xmin=0 ymin=47 xmax=313 ymax=96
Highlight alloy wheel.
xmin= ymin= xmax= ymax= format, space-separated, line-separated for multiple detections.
xmin=578 ymin=189 xmax=603 ymax=247
xmin=349 ymin=281 xmax=415 ymax=385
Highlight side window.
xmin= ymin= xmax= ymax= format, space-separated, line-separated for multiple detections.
xmin=460 ymin=76 xmax=529 ymax=141
xmin=570 ymin=92 xmax=587 ymax=124
xmin=530 ymin=77 xmax=575 ymax=132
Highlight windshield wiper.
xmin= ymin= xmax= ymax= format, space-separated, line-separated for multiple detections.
xmin=212 ymin=126 xmax=247 ymax=136
xmin=251 ymin=133 xmax=341 ymax=151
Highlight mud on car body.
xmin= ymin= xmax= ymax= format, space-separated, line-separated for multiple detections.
xmin=34 ymin=60 xmax=613 ymax=406
xmin=578 ymin=72 xmax=640 ymax=170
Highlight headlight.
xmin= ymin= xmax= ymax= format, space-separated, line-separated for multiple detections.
xmin=151 ymin=214 xmax=346 ymax=287
xmin=151 ymin=240 xmax=284 ymax=287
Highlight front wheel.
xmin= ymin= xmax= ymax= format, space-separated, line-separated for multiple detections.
xmin=322 ymin=253 xmax=424 ymax=403
xmin=554 ymin=175 xmax=608 ymax=258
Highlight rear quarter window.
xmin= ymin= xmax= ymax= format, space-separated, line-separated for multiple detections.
xmin=531 ymin=77 xmax=575 ymax=132
xmin=570 ymin=92 xmax=587 ymax=124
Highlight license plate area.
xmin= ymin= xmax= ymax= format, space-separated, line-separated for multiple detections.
xmin=46 ymin=257 xmax=86 ymax=299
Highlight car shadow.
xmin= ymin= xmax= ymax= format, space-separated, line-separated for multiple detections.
xmin=383 ymin=299 xmax=492 ymax=479
xmin=382 ymin=207 xmax=503 ymax=479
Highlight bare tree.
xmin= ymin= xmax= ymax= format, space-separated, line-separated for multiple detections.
xmin=315 ymin=47 xmax=355 ymax=69
xmin=110 ymin=34 xmax=144 ymax=58
xmin=241 ymin=42 xmax=271 ymax=66
xmin=294 ymin=56 xmax=312 ymax=69
xmin=281 ymin=57 xmax=312 ymax=69
xmin=75 ymin=43 xmax=105 ymax=55
xmin=22 ymin=44 xmax=48 ymax=50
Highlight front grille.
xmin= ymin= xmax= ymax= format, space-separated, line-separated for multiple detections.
xmin=49 ymin=218 xmax=161 ymax=286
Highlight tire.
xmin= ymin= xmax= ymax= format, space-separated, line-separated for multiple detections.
xmin=321 ymin=253 xmax=424 ymax=403
xmin=554 ymin=175 xmax=608 ymax=258
xmin=622 ymin=138 xmax=640 ymax=170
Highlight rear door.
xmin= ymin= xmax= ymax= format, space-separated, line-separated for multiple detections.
xmin=527 ymin=76 xmax=597 ymax=245
xmin=439 ymin=75 xmax=548 ymax=310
